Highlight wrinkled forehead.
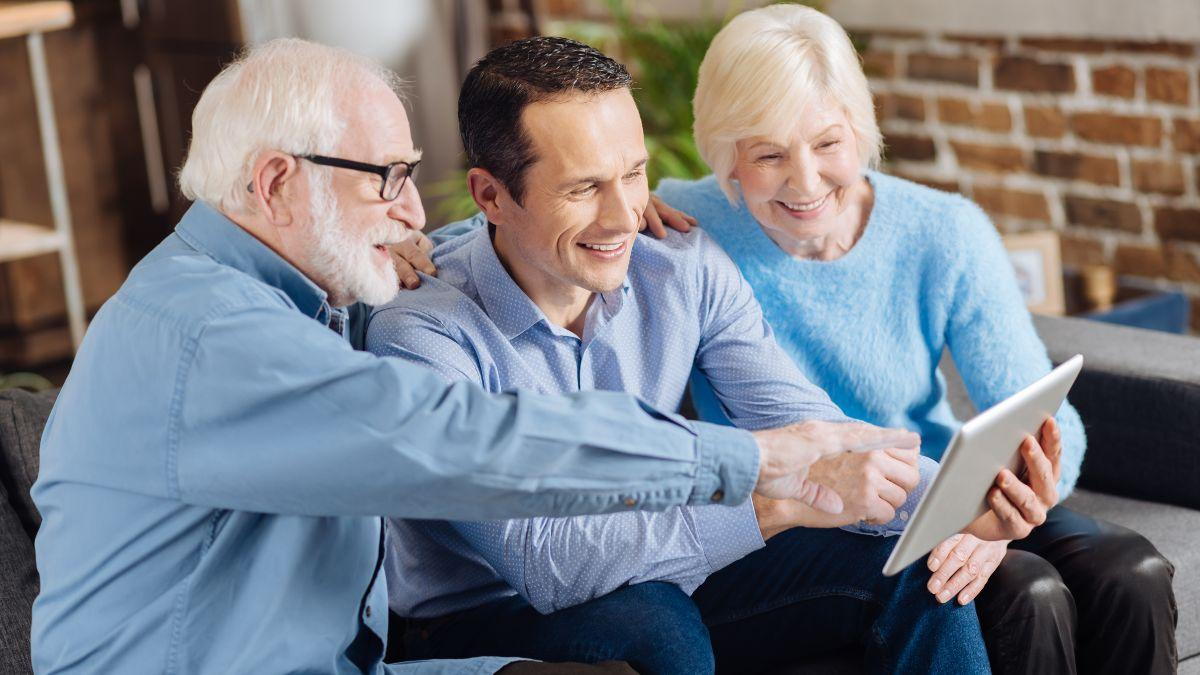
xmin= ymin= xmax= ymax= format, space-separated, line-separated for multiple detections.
xmin=743 ymin=95 xmax=848 ymax=148
xmin=337 ymin=77 xmax=421 ymax=165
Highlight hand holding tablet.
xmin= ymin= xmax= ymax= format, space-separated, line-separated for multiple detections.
xmin=881 ymin=355 xmax=1083 ymax=577
xmin=925 ymin=415 xmax=1063 ymax=605
xmin=965 ymin=417 xmax=1063 ymax=542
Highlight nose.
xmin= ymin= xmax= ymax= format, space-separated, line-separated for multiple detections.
xmin=786 ymin=152 xmax=821 ymax=197
xmin=597 ymin=183 xmax=641 ymax=235
xmin=388 ymin=176 xmax=427 ymax=232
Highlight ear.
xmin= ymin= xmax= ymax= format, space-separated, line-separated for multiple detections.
xmin=467 ymin=167 xmax=517 ymax=227
xmin=248 ymin=151 xmax=301 ymax=227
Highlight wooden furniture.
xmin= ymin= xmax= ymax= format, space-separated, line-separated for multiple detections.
xmin=0 ymin=1 xmax=242 ymax=370
xmin=128 ymin=0 xmax=243 ymax=224
xmin=0 ymin=1 xmax=86 ymax=349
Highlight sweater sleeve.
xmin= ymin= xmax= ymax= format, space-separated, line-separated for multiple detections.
xmin=942 ymin=200 xmax=1087 ymax=497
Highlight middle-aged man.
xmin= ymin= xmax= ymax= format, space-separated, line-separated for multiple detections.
xmin=30 ymin=38 xmax=918 ymax=674
xmin=367 ymin=37 xmax=1056 ymax=675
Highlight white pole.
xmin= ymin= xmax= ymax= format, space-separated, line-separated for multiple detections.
xmin=27 ymin=30 xmax=86 ymax=349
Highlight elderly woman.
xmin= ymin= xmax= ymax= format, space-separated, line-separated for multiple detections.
xmin=645 ymin=4 xmax=1176 ymax=674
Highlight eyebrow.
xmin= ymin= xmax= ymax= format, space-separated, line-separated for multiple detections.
xmin=752 ymin=124 xmax=844 ymax=149
xmin=556 ymin=157 xmax=649 ymax=191
xmin=383 ymin=148 xmax=423 ymax=165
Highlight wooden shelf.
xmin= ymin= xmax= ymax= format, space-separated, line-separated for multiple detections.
xmin=0 ymin=2 xmax=73 ymax=40
xmin=0 ymin=219 xmax=65 ymax=262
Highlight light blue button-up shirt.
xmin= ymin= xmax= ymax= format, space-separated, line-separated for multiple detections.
xmin=367 ymin=218 xmax=869 ymax=618
xmin=30 ymin=202 xmax=762 ymax=674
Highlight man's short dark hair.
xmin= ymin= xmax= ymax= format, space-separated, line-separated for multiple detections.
xmin=458 ymin=36 xmax=633 ymax=205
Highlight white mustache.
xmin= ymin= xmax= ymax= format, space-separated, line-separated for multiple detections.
xmin=363 ymin=222 xmax=407 ymax=246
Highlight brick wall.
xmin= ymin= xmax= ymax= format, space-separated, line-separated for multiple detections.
xmin=862 ymin=32 xmax=1200 ymax=331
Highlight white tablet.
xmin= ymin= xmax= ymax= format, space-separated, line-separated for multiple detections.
xmin=881 ymin=354 xmax=1084 ymax=577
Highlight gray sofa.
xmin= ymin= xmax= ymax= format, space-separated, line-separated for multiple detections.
xmin=1 ymin=314 xmax=1197 ymax=673
xmin=1027 ymin=315 xmax=1199 ymax=674
xmin=0 ymin=386 xmax=52 ymax=674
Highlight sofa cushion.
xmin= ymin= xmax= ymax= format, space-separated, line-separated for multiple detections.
xmin=1062 ymin=489 xmax=1200 ymax=663
xmin=0 ymin=388 xmax=55 ymax=538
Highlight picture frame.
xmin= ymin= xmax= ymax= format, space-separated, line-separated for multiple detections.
xmin=1002 ymin=231 xmax=1065 ymax=315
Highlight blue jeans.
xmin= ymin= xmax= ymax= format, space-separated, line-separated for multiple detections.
xmin=401 ymin=527 xmax=990 ymax=674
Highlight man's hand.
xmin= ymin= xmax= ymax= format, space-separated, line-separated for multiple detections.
xmin=806 ymin=446 xmax=920 ymax=525
xmin=926 ymin=534 xmax=1009 ymax=605
xmin=386 ymin=231 xmax=436 ymax=289
xmin=752 ymin=420 xmax=920 ymax=515
xmin=752 ymin=444 xmax=920 ymax=539
xmin=964 ymin=416 xmax=1062 ymax=542
xmin=640 ymin=194 xmax=696 ymax=238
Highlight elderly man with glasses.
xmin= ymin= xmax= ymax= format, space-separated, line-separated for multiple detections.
xmin=29 ymin=38 xmax=913 ymax=674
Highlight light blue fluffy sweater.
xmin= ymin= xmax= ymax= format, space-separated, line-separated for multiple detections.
xmin=656 ymin=171 xmax=1086 ymax=496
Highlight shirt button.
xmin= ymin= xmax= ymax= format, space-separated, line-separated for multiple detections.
xmin=711 ymin=490 xmax=725 ymax=503
xmin=623 ymin=497 xmax=636 ymax=507
xmin=365 ymin=606 xmax=373 ymax=618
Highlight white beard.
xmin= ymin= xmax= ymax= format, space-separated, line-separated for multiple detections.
xmin=303 ymin=171 xmax=402 ymax=307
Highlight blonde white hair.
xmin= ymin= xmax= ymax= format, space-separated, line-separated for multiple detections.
xmin=178 ymin=38 xmax=404 ymax=214
xmin=693 ymin=4 xmax=882 ymax=202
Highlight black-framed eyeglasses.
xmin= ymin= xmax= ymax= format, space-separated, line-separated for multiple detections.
xmin=299 ymin=154 xmax=420 ymax=201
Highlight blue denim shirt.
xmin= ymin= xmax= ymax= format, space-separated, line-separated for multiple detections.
xmin=367 ymin=219 xmax=866 ymax=618
xmin=30 ymin=202 xmax=760 ymax=674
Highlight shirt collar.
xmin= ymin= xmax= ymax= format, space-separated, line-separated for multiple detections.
xmin=174 ymin=201 xmax=335 ymax=324
xmin=466 ymin=224 xmax=631 ymax=340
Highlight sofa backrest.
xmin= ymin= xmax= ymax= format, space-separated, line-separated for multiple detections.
xmin=1033 ymin=315 xmax=1200 ymax=510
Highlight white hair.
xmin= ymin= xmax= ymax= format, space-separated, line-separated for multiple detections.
xmin=693 ymin=4 xmax=882 ymax=203
xmin=178 ymin=38 xmax=405 ymax=214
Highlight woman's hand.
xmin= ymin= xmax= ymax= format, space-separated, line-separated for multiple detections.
xmin=926 ymin=534 xmax=1009 ymax=605
xmin=964 ymin=416 xmax=1062 ymax=542
xmin=640 ymin=194 xmax=696 ymax=238
xmin=386 ymin=231 xmax=437 ymax=290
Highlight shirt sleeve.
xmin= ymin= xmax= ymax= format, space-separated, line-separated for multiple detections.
xmin=384 ymin=656 xmax=526 ymax=674
xmin=451 ymin=502 xmax=763 ymax=614
xmin=370 ymin=305 xmax=765 ymax=613
xmin=942 ymin=200 xmax=1087 ymax=496
xmin=171 ymin=298 xmax=760 ymax=519
xmin=364 ymin=306 xmax=484 ymax=384
xmin=691 ymin=230 xmax=848 ymax=430
xmin=429 ymin=213 xmax=488 ymax=246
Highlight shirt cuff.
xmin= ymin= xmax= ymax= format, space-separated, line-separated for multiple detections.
xmin=384 ymin=656 xmax=529 ymax=674
xmin=691 ymin=500 xmax=765 ymax=574
xmin=689 ymin=421 xmax=759 ymax=508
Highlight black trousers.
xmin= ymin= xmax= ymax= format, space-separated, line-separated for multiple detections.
xmin=975 ymin=506 xmax=1178 ymax=674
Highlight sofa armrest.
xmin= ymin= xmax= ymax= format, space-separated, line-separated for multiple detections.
xmin=1033 ymin=315 xmax=1200 ymax=510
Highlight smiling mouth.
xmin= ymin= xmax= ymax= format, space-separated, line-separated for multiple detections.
xmin=576 ymin=238 xmax=631 ymax=260
xmin=580 ymin=242 xmax=624 ymax=252
xmin=778 ymin=192 xmax=830 ymax=213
